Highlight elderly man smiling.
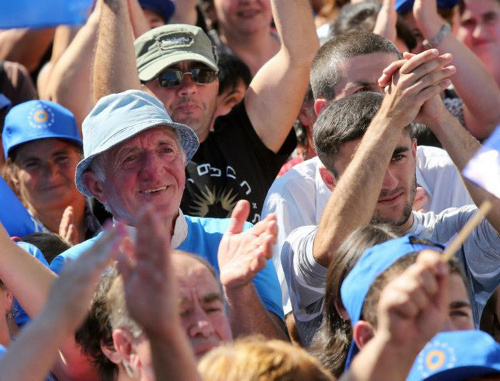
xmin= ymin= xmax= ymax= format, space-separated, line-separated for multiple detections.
xmin=50 ymin=89 xmax=285 ymax=340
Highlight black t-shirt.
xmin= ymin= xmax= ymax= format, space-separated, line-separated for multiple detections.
xmin=181 ymin=102 xmax=296 ymax=223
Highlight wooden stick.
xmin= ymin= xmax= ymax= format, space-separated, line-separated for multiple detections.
xmin=442 ymin=200 xmax=493 ymax=262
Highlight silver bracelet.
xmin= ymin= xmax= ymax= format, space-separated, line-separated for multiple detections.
xmin=423 ymin=23 xmax=451 ymax=49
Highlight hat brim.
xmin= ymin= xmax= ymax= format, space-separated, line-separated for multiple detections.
xmin=138 ymin=52 xmax=219 ymax=82
xmin=75 ymin=120 xmax=198 ymax=198
xmin=6 ymin=135 xmax=82 ymax=159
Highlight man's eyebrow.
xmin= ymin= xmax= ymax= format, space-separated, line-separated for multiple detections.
xmin=450 ymin=300 xmax=472 ymax=309
xmin=393 ymin=146 xmax=410 ymax=155
xmin=202 ymin=292 xmax=223 ymax=304
xmin=344 ymin=80 xmax=373 ymax=89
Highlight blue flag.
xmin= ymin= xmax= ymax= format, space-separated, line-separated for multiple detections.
xmin=463 ymin=124 xmax=500 ymax=200
xmin=0 ymin=0 xmax=93 ymax=29
xmin=0 ymin=176 xmax=37 ymax=237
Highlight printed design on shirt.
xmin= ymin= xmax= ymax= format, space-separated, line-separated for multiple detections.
xmin=190 ymin=185 xmax=238 ymax=218
xmin=185 ymin=163 xmax=261 ymax=223
xmin=416 ymin=339 xmax=456 ymax=377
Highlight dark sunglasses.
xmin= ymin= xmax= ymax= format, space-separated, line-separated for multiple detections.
xmin=158 ymin=68 xmax=218 ymax=88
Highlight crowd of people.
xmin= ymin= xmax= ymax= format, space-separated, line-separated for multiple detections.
xmin=0 ymin=0 xmax=500 ymax=379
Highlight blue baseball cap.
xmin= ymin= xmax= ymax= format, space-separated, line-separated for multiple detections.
xmin=341 ymin=234 xmax=444 ymax=368
xmin=395 ymin=0 xmax=459 ymax=14
xmin=407 ymin=330 xmax=500 ymax=380
xmin=2 ymin=100 xmax=82 ymax=159
xmin=139 ymin=0 xmax=175 ymax=23
xmin=75 ymin=89 xmax=199 ymax=198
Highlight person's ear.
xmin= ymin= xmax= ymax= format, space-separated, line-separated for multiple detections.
xmin=353 ymin=321 xmax=375 ymax=350
xmin=412 ymin=138 xmax=417 ymax=158
xmin=318 ymin=165 xmax=336 ymax=191
xmin=83 ymin=172 xmax=107 ymax=205
xmin=3 ymin=290 xmax=13 ymax=314
xmin=100 ymin=336 xmax=123 ymax=365
xmin=298 ymin=103 xmax=317 ymax=129
xmin=314 ymin=98 xmax=329 ymax=116
xmin=111 ymin=329 xmax=136 ymax=362
xmin=334 ymin=300 xmax=350 ymax=321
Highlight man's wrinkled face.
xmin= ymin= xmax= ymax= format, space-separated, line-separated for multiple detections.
xmin=173 ymin=254 xmax=232 ymax=358
xmin=145 ymin=61 xmax=219 ymax=143
xmin=333 ymin=130 xmax=417 ymax=229
xmin=91 ymin=127 xmax=185 ymax=226
xmin=333 ymin=52 xmax=399 ymax=100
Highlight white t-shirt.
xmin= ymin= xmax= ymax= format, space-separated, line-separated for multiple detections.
xmin=283 ymin=206 xmax=500 ymax=346
xmin=262 ymin=146 xmax=472 ymax=313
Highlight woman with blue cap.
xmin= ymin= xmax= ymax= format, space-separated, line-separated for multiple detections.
xmin=2 ymin=100 xmax=100 ymax=245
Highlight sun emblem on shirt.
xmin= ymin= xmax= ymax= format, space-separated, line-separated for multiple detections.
xmin=190 ymin=186 xmax=239 ymax=217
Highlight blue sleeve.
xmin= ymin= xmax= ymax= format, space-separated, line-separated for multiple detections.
xmin=253 ymin=258 xmax=285 ymax=321
xmin=49 ymin=234 xmax=101 ymax=274
xmin=0 ymin=177 xmax=37 ymax=237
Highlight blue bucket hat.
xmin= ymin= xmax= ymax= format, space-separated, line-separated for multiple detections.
xmin=75 ymin=89 xmax=199 ymax=198
xmin=407 ymin=330 xmax=500 ymax=380
xmin=341 ymin=234 xmax=444 ymax=368
xmin=139 ymin=0 xmax=175 ymax=23
xmin=2 ymin=100 xmax=82 ymax=159
xmin=395 ymin=0 xmax=459 ymax=14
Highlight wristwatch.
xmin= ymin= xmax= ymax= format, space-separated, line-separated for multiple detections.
xmin=423 ymin=23 xmax=451 ymax=49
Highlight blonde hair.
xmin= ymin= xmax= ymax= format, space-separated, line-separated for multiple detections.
xmin=198 ymin=336 xmax=334 ymax=381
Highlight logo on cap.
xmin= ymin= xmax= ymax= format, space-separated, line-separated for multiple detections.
xmin=416 ymin=340 xmax=456 ymax=377
xmin=160 ymin=35 xmax=194 ymax=50
xmin=29 ymin=104 xmax=55 ymax=129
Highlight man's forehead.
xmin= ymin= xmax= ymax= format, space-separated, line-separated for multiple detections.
xmin=336 ymin=52 xmax=397 ymax=84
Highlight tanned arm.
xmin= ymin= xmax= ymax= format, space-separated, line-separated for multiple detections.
xmin=244 ymin=0 xmax=319 ymax=153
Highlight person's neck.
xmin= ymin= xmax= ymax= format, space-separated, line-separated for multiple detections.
xmin=219 ymin=27 xmax=279 ymax=75
xmin=401 ymin=212 xmax=415 ymax=233
xmin=29 ymin=196 xmax=86 ymax=238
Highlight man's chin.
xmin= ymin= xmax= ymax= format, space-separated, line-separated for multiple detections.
xmin=371 ymin=206 xmax=412 ymax=228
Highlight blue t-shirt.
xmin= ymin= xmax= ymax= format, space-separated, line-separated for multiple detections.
xmin=50 ymin=215 xmax=284 ymax=320
xmin=0 ymin=176 xmax=37 ymax=237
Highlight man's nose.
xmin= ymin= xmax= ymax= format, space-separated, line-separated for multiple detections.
xmin=176 ymin=74 xmax=198 ymax=97
xmin=473 ymin=22 xmax=489 ymax=41
xmin=381 ymin=168 xmax=398 ymax=191
xmin=187 ymin=307 xmax=216 ymax=338
xmin=138 ymin=152 xmax=164 ymax=180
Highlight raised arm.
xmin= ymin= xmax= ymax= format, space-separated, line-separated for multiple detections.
xmin=45 ymin=8 xmax=100 ymax=130
xmin=169 ymin=0 xmax=198 ymax=25
xmin=418 ymin=85 xmax=500 ymax=233
xmin=413 ymin=0 xmax=500 ymax=139
xmin=218 ymin=200 xmax=287 ymax=340
xmin=0 ymin=223 xmax=55 ymax=319
xmin=341 ymin=250 xmax=449 ymax=381
xmin=244 ymin=0 xmax=319 ymax=153
xmin=313 ymin=50 xmax=454 ymax=267
xmin=0 ymin=227 xmax=123 ymax=381
xmin=0 ymin=28 xmax=55 ymax=73
xmin=93 ymin=0 xmax=141 ymax=104
xmin=118 ymin=205 xmax=201 ymax=381
xmin=373 ymin=0 xmax=398 ymax=46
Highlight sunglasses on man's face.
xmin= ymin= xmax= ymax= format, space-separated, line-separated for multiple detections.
xmin=157 ymin=68 xmax=218 ymax=88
